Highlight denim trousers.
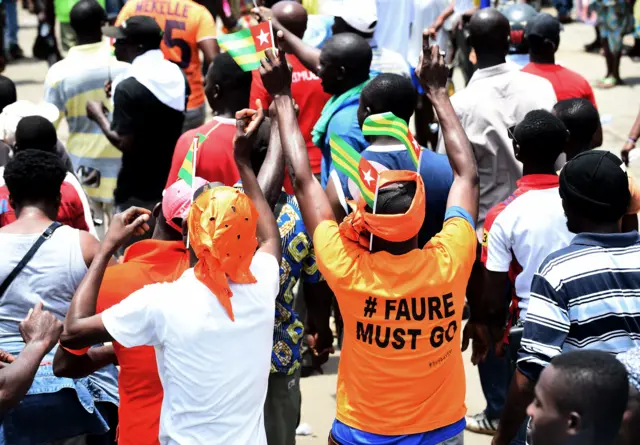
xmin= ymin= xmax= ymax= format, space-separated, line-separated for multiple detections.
xmin=4 ymin=0 xmax=17 ymax=47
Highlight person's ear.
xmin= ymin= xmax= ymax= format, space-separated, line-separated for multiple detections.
xmin=214 ymin=84 xmax=221 ymax=100
xmin=567 ymin=412 xmax=581 ymax=436
xmin=337 ymin=65 xmax=346 ymax=81
xmin=152 ymin=202 xmax=162 ymax=219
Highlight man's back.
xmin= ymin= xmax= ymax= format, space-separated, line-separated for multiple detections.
xmin=102 ymin=252 xmax=280 ymax=444
xmin=116 ymin=0 xmax=216 ymax=111
xmin=522 ymin=62 xmax=596 ymax=107
xmin=439 ymin=63 xmax=557 ymax=233
xmin=44 ymin=41 xmax=129 ymax=204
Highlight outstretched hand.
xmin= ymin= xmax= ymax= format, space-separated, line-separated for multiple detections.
xmin=103 ymin=207 xmax=151 ymax=255
xmin=19 ymin=302 xmax=63 ymax=353
xmin=234 ymin=99 xmax=266 ymax=166
xmin=415 ymin=30 xmax=448 ymax=96
xmin=259 ymin=32 xmax=292 ymax=98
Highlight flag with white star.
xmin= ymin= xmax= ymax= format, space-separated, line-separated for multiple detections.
xmin=217 ymin=21 xmax=274 ymax=71
xmin=330 ymin=133 xmax=379 ymax=207
xmin=362 ymin=112 xmax=422 ymax=169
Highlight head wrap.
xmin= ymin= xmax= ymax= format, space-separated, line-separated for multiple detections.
xmin=187 ymin=186 xmax=259 ymax=321
xmin=618 ymin=347 xmax=640 ymax=392
xmin=339 ymin=170 xmax=425 ymax=249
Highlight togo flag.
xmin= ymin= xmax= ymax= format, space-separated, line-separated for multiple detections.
xmin=362 ymin=112 xmax=422 ymax=169
xmin=217 ymin=21 xmax=274 ymax=72
xmin=330 ymin=133 xmax=379 ymax=208
xmin=177 ymin=133 xmax=206 ymax=187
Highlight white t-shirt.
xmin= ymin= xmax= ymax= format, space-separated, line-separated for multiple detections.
xmin=374 ymin=0 xmax=414 ymax=58
xmin=484 ymin=187 xmax=573 ymax=319
xmin=102 ymin=251 xmax=280 ymax=445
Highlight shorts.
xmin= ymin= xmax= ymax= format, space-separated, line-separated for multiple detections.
xmin=597 ymin=2 xmax=634 ymax=53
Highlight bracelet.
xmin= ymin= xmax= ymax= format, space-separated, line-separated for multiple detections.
xmin=627 ymin=137 xmax=637 ymax=146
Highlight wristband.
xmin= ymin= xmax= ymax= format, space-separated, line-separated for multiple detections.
xmin=58 ymin=341 xmax=90 ymax=356
xmin=627 ymin=138 xmax=637 ymax=147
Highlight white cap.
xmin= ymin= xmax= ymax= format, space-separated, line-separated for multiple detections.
xmin=0 ymin=100 xmax=59 ymax=145
xmin=329 ymin=0 xmax=378 ymax=34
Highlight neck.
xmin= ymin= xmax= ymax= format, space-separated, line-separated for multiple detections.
xmin=15 ymin=205 xmax=56 ymax=222
xmin=530 ymin=52 xmax=555 ymax=64
xmin=574 ymin=220 xmax=622 ymax=234
xmin=565 ymin=143 xmax=590 ymax=162
xmin=213 ymin=97 xmax=249 ymax=119
xmin=334 ymin=77 xmax=366 ymax=96
xmin=372 ymin=238 xmax=419 ymax=255
xmin=474 ymin=53 xmax=506 ymax=70
xmin=369 ymin=135 xmax=403 ymax=145
xmin=75 ymin=34 xmax=102 ymax=46
xmin=522 ymin=163 xmax=557 ymax=176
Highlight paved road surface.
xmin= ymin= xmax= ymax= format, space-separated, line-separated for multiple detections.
xmin=6 ymin=8 xmax=640 ymax=445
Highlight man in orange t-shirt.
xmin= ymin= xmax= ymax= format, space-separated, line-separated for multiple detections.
xmin=259 ymin=39 xmax=480 ymax=444
xmin=116 ymin=0 xmax=219 ymax=132
xmin=54 ymin=178 xmax=205 ymax=445
xmin=249 ymin=1 xmax=330 ymax=176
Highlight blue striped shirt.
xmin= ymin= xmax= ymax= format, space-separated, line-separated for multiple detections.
xmin=518 ymin=231 xmax=640 ymax=381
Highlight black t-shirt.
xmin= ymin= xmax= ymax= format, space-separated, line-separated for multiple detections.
xmin=111 ymin=78 xmax=185 ymax=204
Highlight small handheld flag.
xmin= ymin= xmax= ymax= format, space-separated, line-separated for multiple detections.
xmin=362 ymin=112 xmax=423 ymax=169
xmin=218 ymin=21 xmax=274 ymax=72
xmin=330 ymin=133 xmax=378 ymax=208
xmin=178 ymin=140 xmax=196 ymax=187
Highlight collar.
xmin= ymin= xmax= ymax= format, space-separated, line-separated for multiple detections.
xmin=571 ymin=231 xmax=640 ymax=248
xmin=213 ymin=116 xmax=236 ymax=125
xmin=66 ymin=41 xmax=109 ymax=57
xmin=516 ymin=174 xmax=559 ymax=189
xmin=132 ymin=49 xmax=164 ymax=66
xmin=122 ymin=239 xmax=188 ymax=264
xmin=467 ymin=63 xmax=516 ymax=86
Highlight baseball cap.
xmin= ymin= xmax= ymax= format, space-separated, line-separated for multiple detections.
xmin=102 ymin=15 xmax=163 ymax=45
xmin=559 ymin=150 xmax=630 ymax=222
xmin=525 ymin=13 xmax=561 ymax=43
xmin=332 ymin=0 xmax=377 ymax=34
xmin=162 ymin=177 xmax=208 ymax=232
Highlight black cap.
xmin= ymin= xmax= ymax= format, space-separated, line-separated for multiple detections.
xmin=525 ymin=13 xmax=561 ymax=43
xmin=102 ymin=15 xmax=162 ymax=45
xmin=560 ymin=151 xmax=630 ymax=222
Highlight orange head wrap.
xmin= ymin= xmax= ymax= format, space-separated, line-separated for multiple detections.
xmin=339 ymin=170 xmax=426 ymax=249
xmin=187 ymin=186 xmax=259 ymax=321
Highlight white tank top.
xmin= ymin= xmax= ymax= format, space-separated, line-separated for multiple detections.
xmin=0 ymin=225 xmax=87 ymax=346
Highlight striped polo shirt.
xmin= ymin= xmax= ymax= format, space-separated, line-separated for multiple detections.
xmin=518 ymin=231 xmax=640 ymax=381
xmin=44 ymin=41 xmax=129 ymax=204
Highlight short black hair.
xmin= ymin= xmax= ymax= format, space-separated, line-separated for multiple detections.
xmin=514 ymin=109 xmax=567 ymax=164
xmin=553 ymin=99 xmax=600 ymax=147
xmin=361 ymin=74 xmax=417 ymax=123
xmin=4 ymin=149 xmax=66 ymax=206
xmin=207 ymin=52 xmax=252 ymax=93
xmin=0 ymin=75 xmax=17 ymax=113
xmin=376 ymin=181 xmax=416 ymax=215
xmin=323 ymin=33 xmax=372 ymax=80
xmin=70 ymin=0 xmax=106 ymax=37
xmin=14 ymin=116 xmax=58 ymax=153
xmin=550 ymin=350 xmax=629 ymax=444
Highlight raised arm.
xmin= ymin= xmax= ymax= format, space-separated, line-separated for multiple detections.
xmin=416 ymin=34 xmax=479 ymax=223
xmin=234 ymin=103 xmax=282 ymax=263
xmin=257 ymin=105 xmax=285 ymax=210
xmin=60 ymin=208 xmax=151 ymax=350
xmin=259 ymin=46 xmax=335 ymax=237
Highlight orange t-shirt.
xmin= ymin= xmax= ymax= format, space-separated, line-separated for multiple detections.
xmin=116 ymin=0 xmax=216 ymax=110
xmin=96 ymin=239 xmax=190 ymax=445
xmin=313 ymin=217 xmax=477 ymax=435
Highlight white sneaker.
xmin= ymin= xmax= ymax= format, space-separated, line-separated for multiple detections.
xmin=465 ymin=412 xmax=499 ymax=436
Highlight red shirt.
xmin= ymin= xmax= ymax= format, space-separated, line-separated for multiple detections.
xmin=0 ymin=174 xmax=90 ymax=231
xmin=250 ymin=54 xmax=330 ymax=175
xmin=165 ymin=117 xmax=240 ymax=189
xmin=96 ymin=240 xmax=190 ymax=445
xmin=522 ymin=62 xmax=597 ymax=107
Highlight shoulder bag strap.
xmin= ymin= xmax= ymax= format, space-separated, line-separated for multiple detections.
xmin=0 ymin=222 xmax=62 ymax=298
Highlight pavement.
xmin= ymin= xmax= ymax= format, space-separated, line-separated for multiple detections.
xmin=5 ymin=6 xmax=640 ymax=445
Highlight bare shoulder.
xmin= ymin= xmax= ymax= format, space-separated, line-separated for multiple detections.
xmin=79 ymin=230 xmax=100 ymax=267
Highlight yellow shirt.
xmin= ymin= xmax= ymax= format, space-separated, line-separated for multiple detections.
xmin=313 ymin=216 xmax=477 ymax=435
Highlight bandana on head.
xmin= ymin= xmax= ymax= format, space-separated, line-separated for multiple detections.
xmin=187 ymin=186 xmax=259 ymax=321
xmin=339 ymin=170 xmax=426 ymax=249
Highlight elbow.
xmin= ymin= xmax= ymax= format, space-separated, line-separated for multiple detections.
xmin=59 ymin=328 xmax=86 ymax=351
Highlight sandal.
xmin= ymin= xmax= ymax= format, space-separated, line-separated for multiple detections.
xmin=596 ymin=77 xmax=622 ymax=89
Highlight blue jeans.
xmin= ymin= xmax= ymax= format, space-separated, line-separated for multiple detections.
xmin=554 ymin=0 xmax=573 ymax=17
xmin=4 ymin=0 xmax=18 ymax=47
xmin=478 ymin=344 xmax=510 ymax=420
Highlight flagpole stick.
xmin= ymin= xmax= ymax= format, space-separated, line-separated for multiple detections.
xmin=268 ymin=18 xmax=276 ymax=54
xmin=417 ymin=145 xmax=423 ymax=172
xmin=187 ymin=136 xmax=199 ymax=249
xmin=369 ymin=176 xmax=380 ymax=252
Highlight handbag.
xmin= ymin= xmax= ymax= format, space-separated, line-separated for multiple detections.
xmin=0 ymin=222 xmax=61 ymax=297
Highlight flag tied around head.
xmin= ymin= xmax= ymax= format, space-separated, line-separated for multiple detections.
xmin=217 ymin=21 xmax=274 ymax=72
xmin=362 ymin=112 xmax=422 ymax=169
xmin=330 ymin=133 xmax=379 ymax=208
xmin=177 ymin=133 xmax=206 ymax=187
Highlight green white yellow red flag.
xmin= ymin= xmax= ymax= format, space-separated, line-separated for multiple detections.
xmin=217 ymin=21 xmax=274 ymax=72
xmin=362 ymin=112 xmax=423 ymax=169
xmin=329 ymin=133 xmax=379 ymax=208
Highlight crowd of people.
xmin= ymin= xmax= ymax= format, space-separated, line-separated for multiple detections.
xmin=0 ymin=0 xmax=639 ymax=444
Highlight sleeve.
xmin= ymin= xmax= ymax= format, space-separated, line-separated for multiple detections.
xmin=312 ymin=220 xmax=358 ymax=289
xmin=101 ymin=284 xmax=165 ymax=348
xmin=43 ymin=75 xmax=66 ymax=116
xmin=483 ymin=210 xmax=512 ymax=272
xmin=196 ymin=7 xmax=217 ymax=42
xmin=426 ymin=213 xmax=477 ymax=278
xmin=540 ymin=79 xmax=558 ymax=111
xmin=250 ymin=252 xmax=281 ymax=300
xmin=516 ymin=273 xmax=569 ymax=381
xmin=627 ymin=175 xmax=640 ymax=215
xmin=111 ymin=83 xmax=136 ymax=136
xmin=65 ymin=174 xmax=98 ymax=237
xmin=249 ymin=70 xmax=272 ymax=111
